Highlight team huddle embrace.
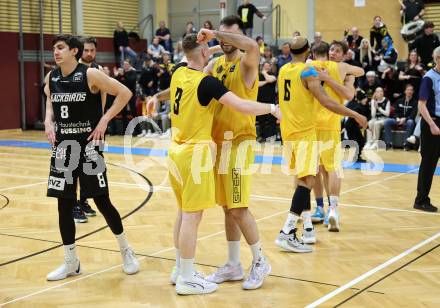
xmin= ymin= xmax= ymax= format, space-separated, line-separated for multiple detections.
xmin=44 ymin=15 xmax=368 ymax=295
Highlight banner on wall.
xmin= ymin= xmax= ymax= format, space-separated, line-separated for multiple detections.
xmin=354 ymin=0 xmax=366 ymax=7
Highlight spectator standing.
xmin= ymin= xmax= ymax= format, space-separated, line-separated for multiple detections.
xmin=370 ymin=16 xmax=392 ymax=50
xmin=139 ymin=57 xmax=158 ymax=97
xmin=182 ymin=21 xmax=197 ymax=38
xmin=356 ymin=38 xmax=378 ymax=73
xmin=157 ymin=52 xmax=174 ymax=91
xmin=413 ymin=46 xmax=440 ymax=213
xmin=399 ymin=50 xmax=425 ymax=95
xmin=113 ymin=21 xmax=137 ymax=67
xmin=276 ymin=42 xmax=292 ymax=71
xmin=400 ymin=0 xmax=425 ymax=24
xmin=411 ymin=21 xmax=440 ymax=67
xmin=148 ymin=37 xmax=166 ymax=62
xmin=345 ymin=26 xmax=363 ymax=50
xmin=155 ymin=20 xmax=172 ymax=52
xmin=257 ymin=62 xmax=277 ymax=141
xmin=237 ymin=0 xmax=266 ymax=37
xmin=383 ymin=84 xmax=417 ymax=149
xmin=203 ymin=21 xmax=219 ymax=47
xmin=365 ymin=87 xmax=391 ymax=150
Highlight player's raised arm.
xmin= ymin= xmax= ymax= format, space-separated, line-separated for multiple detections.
xmin=86 ymin=68 xmax=132 ymax=141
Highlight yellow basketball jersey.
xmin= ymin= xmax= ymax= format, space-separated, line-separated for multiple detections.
xmin=311 ymin=60 xmax=344 ymax=131
xmin=170 ymin=66 xmax=218 ymax=144
xmin=211 ymin=54 xmax=258 ymax=143
xmin=278 ymin=62 xmax=318 ymax=139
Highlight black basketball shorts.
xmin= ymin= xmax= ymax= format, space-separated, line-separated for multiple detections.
xmin=47 ymin=140 xmax=109 ymax=199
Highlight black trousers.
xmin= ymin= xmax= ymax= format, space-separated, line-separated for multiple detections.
xmin=415 ymin=118 xmax=440 ymax=205
xmin=345 ymin=118 xmax=365 ymax=158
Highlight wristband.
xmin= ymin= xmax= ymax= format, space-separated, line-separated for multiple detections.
xmin=270 ymin=104 xmax=276 ymax=114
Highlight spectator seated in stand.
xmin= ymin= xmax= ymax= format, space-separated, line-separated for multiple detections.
xmin=148 ymin=37 xmax=166 ymax=62
xmin=383 ymin=84 xmax=417 ymax=150
xmin=365 ymin=87 xmax=391 ymax=150
xmin=155 ymin=20 xmax=172 ymax=52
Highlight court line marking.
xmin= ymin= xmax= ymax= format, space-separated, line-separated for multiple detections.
xmin=0 ymin=232 xmax=385 ymax=295
xmin=0 ymin=168 xmax=424 ymax=306
xmin=333 ymin=243 xmax=440 ymax=307
xmin=305 ymin=231 xmax=440 ymax=308
xmin=0 ymin=181 xmax=46 ymax=193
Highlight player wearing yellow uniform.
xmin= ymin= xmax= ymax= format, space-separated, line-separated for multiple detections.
xmin=309 ymin=42 xmax=364 ymax=233
xmin=274 ymin=37 xmax=367 ymax=253
xmin=199 ymin=16 xmax=272 ymax=290
xmin=160 ymin=34 xmax=280 ymax=295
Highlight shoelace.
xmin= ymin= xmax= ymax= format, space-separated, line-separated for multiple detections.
xmin=247 ymin=261 xmax=263 ymax=281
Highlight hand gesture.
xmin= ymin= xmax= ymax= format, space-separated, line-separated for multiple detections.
xmin=146 ymin=95 xmax=158 ymax=116
xmin=271 ymin=105 xmax=282 ymax=121
xmin=356 ymin=114 xmax=368 ymax=129
xmin=197 ymin=28 xmax=216 ymax=44
xmin=88 ymin=117 xmax=108 ymax=142
xmin=430 ymin=123 xmax=440 ymax=135
xmin=45 ymin=121 xmax=56 ymax=146
xmin=317 ymin=68 xmax=330 ymax=82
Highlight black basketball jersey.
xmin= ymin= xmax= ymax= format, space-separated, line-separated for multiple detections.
xmin=49 ymin=63 xmax=102 ymax=142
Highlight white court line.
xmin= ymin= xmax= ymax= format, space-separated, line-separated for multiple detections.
xmin=0 ymin=167 xmax=427 ymax=305
xmin=0 ymin=181 xmax=46 ymax=193
xmin=305 ymin=231 xmax=440 ymax=308
xmin=0 ymin=208 xmax=289 ymax=307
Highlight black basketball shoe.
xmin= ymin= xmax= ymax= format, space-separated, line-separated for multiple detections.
xmin=78 ymin=199 xmax=97 ymax=217
xmin=73 ymin=203 xmax=88 ymax=223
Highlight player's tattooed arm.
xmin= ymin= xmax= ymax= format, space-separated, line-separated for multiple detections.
xmin=43 ymin=72 xmax=56 ymax=145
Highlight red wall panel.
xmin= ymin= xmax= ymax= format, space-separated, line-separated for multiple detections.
xmin=0 ymin=32 xmax=21 ymax=129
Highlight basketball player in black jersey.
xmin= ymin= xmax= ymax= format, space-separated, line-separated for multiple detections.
xmin=44 ymin=34 xmax=139 ymax=281
xmin=71 ymin=36 xmax=104 ymax=221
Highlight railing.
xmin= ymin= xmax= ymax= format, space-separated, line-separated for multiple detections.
xmin=262 ymin=4 xmax=281 ymax=46
xmin=132 ymin=14 xmax=154 ymax=40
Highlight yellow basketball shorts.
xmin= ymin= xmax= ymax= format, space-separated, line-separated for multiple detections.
xmin=282 ymin=131 xmax=319 ymax=179
xmin=317 ymin=130 xmax=342 ymax=172
xmin=215 ymin=139 xmax=255 ymax=209
xmin=167 ymin=142 xmax=216 ymax=212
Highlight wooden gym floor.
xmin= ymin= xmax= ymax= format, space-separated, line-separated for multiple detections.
xmin=0 ymin=130 xmax=439 ymax=307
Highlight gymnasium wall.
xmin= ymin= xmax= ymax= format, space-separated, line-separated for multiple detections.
xmin=315 ymin=0 xmax=407 ymax=59
xmin=273 ymin=0 xmax=309 ymax=42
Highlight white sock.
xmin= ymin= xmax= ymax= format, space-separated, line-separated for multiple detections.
xmin=302 ymin=211 xmax=313 ymax=230
xmin=227 ymin=241 xmax=240 ymax=266
xmin=249 ymin=241 xmax=263 ymax=263
xmin=64 ymin=243 xmax=78 ymax=261
xmin=175 ymin=248 xmax=181 ymax=268
xmin=329 ymin=196 xmax=339 ymax=209
xmin=180 ymin=258 xmax=194 ymax=280
xmin=115 ymin=232 xmax=129 ymax=250
xmin=282 ymin=212 xmax=299 ymax=234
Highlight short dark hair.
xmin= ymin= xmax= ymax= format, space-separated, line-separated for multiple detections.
xmin=312 ymin=42 xmax=329 ymax=57
xmin=330 ymin=40 xmax=349 ymax=55
xmin=83 ymin=36 xmax=97 ymax=48
xmin=220 ymin=15 xmax=244 ymax=31
xmin=182 ymin=33 xmax=200 ymax=53
xmin=52 ymin=34 xmax=84 ymax=61
xmin=424 ymin=21 xmax=434 ymax=29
